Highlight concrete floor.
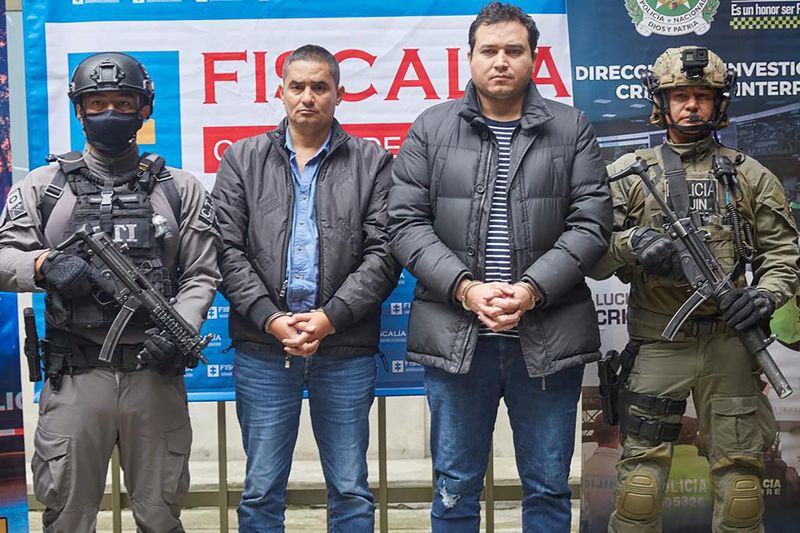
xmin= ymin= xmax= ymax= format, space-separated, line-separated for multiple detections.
xmin=28 ymin=501 xmax=582 ymax=532
xmin=25 ymin=457 xmax=584 ymax=531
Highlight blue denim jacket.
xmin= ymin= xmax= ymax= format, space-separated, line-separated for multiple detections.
xmin=284 ymin=130 xmax=331 ymax=313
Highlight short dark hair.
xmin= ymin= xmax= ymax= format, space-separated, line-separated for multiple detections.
xmin=469 ymin=2 xmax=540 ymax=55
xmin=283 ymin=44 xmax=340 ymax=87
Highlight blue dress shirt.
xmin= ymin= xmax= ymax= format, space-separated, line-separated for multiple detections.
xmin=284 ymin=129 xmax=331 ymax=313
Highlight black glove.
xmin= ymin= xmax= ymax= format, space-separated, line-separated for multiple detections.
xmin=630 ymin=227 xmax=684 ymax=280
xmin=717 ymin=287 xmax=776 ymax=331
xmin=40 ymin=252 xmax=114 ymax=299
xmin=138 ymin=328 xmax=179 ymax=371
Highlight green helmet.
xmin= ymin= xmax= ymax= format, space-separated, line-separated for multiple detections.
xmin=643 ymin=46 xmax=736 ymax=130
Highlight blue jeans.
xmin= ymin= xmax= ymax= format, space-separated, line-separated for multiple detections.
xmin=234 ymin=347 xmax=376 ymax=533
xmin=425 ymin=336 xmax=584 ymax=533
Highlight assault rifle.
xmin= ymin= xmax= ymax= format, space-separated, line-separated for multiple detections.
xmin=56 ymin=223 xmax=211 ymax=367
xmin=609 ymin=157 xmax=792 ymax=398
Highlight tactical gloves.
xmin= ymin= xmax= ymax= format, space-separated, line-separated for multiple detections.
xmin=717 ymin=287 xmax=776 ymax=331
xmin=138 ymin=328 xmax=180 ymax=372
xmin=630 ymin=227 xmax=684 ymax=280
xmin=40 ymin=252 xmax=114 ymax=299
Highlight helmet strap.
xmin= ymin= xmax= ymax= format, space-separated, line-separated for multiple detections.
xmin=664 ymin=108 xmax=713 ymax=142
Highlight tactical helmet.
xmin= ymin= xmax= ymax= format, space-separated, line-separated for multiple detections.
xmin=68 ymin=52 xmax=155 ymax=112
xmin=642 ymin=46 xmax=736 ymax=130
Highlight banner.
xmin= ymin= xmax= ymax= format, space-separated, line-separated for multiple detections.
xmin=0 ymin=4 xmax=9 ymax=201
xmin=23 ymin=0 xmax=573 ymax=399
xmin=0 ymin=294 xmax=25 ymax=533
xmin=0 ymin=3 xmax=28 ymax=529
xmin=568 ymin=1 xmax=800 ymax=530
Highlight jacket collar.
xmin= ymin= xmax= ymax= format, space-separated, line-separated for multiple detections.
xmin=457 ymin=80 xmax=554 ymax=133
xmin=83 ymin=142 xmax=140 ymax=180
xmin=270 ymin=118 xmax=350 ymax=156
xmin=665 ymin=134 xmax=716 ymax=162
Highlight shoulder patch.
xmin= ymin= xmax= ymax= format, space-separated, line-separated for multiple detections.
xmin=5 ymin=190 xmax=27 ymax=221
xmin=198 ymin=191 xmax=217 ymax=227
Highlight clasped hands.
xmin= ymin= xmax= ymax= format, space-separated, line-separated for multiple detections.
xmin=456 ymin=279 xmax=536 ymax=332
xmin=267 ymin=310 xmax=335 ymax=357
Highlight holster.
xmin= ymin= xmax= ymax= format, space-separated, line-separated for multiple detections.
xmin=41 ymin=340 xmax=67 ymax=392
xmin=598 ymin=350 xmax=620 ymax=426
xmin=597 ymin=340 xmax=642 ymax=427
xmin=612 ymin=340 xmax=687 ymax=444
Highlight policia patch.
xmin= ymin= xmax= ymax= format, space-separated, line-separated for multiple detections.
xmin=666 ymin=178 xmax=719 ymax=218
xmin=4 ymin=190 xmax=27 ymax=221
xmin=686 ymin=179 xmax=718 ymax=214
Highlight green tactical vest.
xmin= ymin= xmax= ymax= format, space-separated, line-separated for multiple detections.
xmin=624 ymin=140 xmax=756 ymax=333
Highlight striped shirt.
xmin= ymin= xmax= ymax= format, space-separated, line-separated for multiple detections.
xmin=480 ymin=118 xmax=519 ymax=338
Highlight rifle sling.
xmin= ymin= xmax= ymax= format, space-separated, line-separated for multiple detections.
xmin=660 ymin=144 xmax=690 ymax=218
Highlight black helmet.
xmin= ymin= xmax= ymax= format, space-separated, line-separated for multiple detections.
xmin=68 ymin=52 xmax=155 ymax=111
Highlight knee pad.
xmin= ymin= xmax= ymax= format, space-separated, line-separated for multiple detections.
xmin=616 ymin=471 xmax=660 ymax=521
xmin=722 ymin=474 xmax=763 ymax=527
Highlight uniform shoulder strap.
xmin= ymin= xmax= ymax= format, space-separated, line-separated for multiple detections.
xmin=633 ymin=147 xmax=658 ymax=165
xmin=139 ymin=152 xmax=182 ymax=224
xmin=39 ymin=151 xmax=86 ymax=228
xmin=656 ymin=144 xmax=690 ymax=217
xmin=57 ymin=151 xmax=89 ymax=176
xmin=628 ymin=147 xmax=664 ymax=193
xmin=159 ymin=171 xmax=182 ymax=225
xmin=137 ymin=152 xmax=166 ymax=191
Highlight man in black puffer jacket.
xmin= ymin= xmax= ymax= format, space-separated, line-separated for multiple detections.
xmin=388 ymin=3 xmax=610 ymax=531
xmin=212 ymin=45 xmax=400 ymax=532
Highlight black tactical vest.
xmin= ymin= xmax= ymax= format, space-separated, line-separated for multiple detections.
xmin=39 ymin=151 xmax=180 ymax=330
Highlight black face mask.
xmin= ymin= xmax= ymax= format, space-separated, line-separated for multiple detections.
xmin=82 ymin=110 xmax=143 ymax=155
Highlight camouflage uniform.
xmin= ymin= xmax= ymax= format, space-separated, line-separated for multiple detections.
xmin=592 ymin=47 xmax=799 ymax=533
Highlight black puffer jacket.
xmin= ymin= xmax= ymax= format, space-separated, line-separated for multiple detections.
xmin=213 ymin=120 xmax=400 ymax=356
xmin=388 ymin=82 xmax=611 ymax=376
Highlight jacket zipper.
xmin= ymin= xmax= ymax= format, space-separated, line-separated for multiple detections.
xmin=314 ymin=162 xmax=329 ymax=308
xmin=505 ymin=129 xmax=536 ymax=282
xmin=506 ymin=129 xmax=518 ymax=280
xmin=312 ymin=133 xmax=346 ymax=308
xmin=279 ymin=166 xmax=294 ymax=309
xmin=279 ymin=279 xmax=289 ymax=301
xmin=456 ymin=138 xmax=494 ymax=374
xmin=279 ymin=127 xmax=344 ymax=311
xmin=476 ymin=141 xmax=494 ymax=280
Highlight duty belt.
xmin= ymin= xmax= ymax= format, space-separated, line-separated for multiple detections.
xmin=628 ymin=307 xmax=729 ymax=341
xmin=43 ymin=331 xmax=143 ymax=374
